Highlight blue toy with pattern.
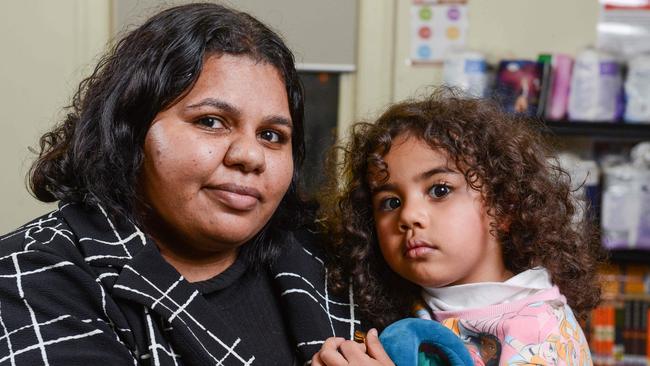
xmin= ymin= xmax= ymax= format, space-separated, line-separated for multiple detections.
xmin=379 ymin=318 xmax=473 ymax=366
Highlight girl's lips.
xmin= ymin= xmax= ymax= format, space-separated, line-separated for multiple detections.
xmin=404 ymin=239 xmax=438 ymax=258
xmin=405 ymin=246 xmax=436 ymax=259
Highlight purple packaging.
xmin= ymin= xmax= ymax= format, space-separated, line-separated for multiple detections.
xmin=637 ymin=174 xmax=650 ymax=249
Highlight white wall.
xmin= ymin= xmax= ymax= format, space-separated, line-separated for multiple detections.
xmin=0 ymin=1 xmax=110 ymax=233
xmin=344 ymin=0 xmax=600 ymax=135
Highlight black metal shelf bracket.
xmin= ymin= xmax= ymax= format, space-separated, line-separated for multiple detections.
xmin=542 ymin=120 xmax=650 ymax=141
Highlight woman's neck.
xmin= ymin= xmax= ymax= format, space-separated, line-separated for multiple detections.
xmin=138 ymin=208 xmax=243 ymax=282
xmin=156 ymin=243 xmax=239 ymax=282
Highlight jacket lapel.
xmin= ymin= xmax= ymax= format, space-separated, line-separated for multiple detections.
xmin=61 ymin=202 xmax=258 ymax=365
xmin=61 ymin=202 xmax=363 ymax=364
xmin=112 ymin=243 xmax=258 ymax=365
xmin=269 ymin=231 xmax=362 ymax=361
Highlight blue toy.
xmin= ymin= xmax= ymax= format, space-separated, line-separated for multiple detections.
xmin=379 ymin=318 xmax=474 ymax=366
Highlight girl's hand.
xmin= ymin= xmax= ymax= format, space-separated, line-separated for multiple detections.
xmin=311 ymin=329 xmax=395 ymax=366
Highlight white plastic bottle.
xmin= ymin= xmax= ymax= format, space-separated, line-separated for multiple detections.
xmin=442 ymin=50 xmax=489 ymax=98
xmin=624 ymin=54 xmax=650 ymax=123
xmin=568 ymin=49 xmax=623 ymax=121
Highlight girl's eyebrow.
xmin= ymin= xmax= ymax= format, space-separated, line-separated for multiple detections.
xmin=371 ymin=183 xmax=397 ymax=195
xmin=421 ymin=166 xmax=458 ymax=179
xmin=371 ymin=166 xmax=458 ymax=195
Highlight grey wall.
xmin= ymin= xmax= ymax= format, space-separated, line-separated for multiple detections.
xmin=112 ymin=0 xmax=358 ymax=71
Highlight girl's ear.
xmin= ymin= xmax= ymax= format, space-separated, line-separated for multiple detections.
xmin=498 ymin=217 xmax=511 ymax=233
xmin=486 ymin=205 xmax=510 ymax=234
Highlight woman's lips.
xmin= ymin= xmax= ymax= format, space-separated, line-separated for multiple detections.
xmin=205 ymin=183 xmax=262 ymax=211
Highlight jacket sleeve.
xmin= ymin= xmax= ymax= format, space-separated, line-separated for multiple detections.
xmin=0 ymin=248 xmax=138 ymax=365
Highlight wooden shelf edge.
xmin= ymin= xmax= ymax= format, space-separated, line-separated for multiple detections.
xmin=541 ymin=120 xmax=650 ymax=141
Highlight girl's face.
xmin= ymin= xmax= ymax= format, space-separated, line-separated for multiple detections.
xmin=140 ymin=54 xmax=294 ymax=266
xmin=370 ymin=134 xmax=510 ymax=288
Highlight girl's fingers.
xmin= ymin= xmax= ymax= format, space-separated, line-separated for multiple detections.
xmin=365 ymin=329 xmax=396 ymax=366
xmin=312 ymin=334 xmax=394 ymax=366
xmin=338 ymin=339 xmax=367 ymax=361
xmin=311 ymin=353 xmax=324 ymax=366
xmin=316 ymin=337 xmax=348 ymax=366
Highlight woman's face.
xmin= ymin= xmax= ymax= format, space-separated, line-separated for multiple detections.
xmin=140 ymin=54 xmax=294 ymax=261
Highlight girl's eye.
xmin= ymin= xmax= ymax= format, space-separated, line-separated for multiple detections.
xmin=259 ymin=130 xmax=283 ymax=143
xmin=197 ymin=116 xmax=225 ymax=129
xmin=428 ymin=184 xmax=451 ymax=199
xmin=379 ymin=197 xmax=401 ymax=211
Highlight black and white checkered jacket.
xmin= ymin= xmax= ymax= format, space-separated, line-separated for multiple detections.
xmin=0 ymin=202 xmax=362 ymax=365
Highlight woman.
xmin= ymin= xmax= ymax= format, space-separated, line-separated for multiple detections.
xmin=0 ymin=3 xmax=362 ymax=365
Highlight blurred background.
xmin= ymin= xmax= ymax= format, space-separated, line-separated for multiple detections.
xmin=2 ymin=2 xmax=650 ymax=363
xmin=0 ymin=0 xmax=603 ymax=233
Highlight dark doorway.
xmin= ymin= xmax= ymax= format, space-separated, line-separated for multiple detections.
xmin=299 ymin=72 xmax=340 ymax=198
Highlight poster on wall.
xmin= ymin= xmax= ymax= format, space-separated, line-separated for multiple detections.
xmin=410 ymin=0 xmax=468 ymax=64
xmin=597 ymin=0 xmax=650 ymax=56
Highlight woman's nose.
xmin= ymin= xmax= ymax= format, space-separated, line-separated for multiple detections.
xmin=223 ymin=133 xmax=266 ymax=173
xmin=398 ymin=199 xmax=428 ymax=232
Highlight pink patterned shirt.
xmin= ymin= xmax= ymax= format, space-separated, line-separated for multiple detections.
xmin=430 ymin=287 xmax=592 ymax=366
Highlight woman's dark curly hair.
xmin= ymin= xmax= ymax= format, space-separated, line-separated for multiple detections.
xmin=323 ymin=90 xmax=603 ymax=328
xmin=28 ymin=3 xmax=311 ymax=264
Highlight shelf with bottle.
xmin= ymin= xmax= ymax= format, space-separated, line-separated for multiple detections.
xmin=589 ymin=261 xmax=650 ymax=365
xmin=541 ymin=120 xmax=650 ymax=141
xmin=608 ymin=250 xmax=650 ymax=265
xmin=545 ymin=137 xmax=649 ymax=266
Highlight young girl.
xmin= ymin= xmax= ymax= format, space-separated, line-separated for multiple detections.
xmin=313 ymin=91 xmax=603 ymax=366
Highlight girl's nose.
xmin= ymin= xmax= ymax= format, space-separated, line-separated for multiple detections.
xmin=398 ymin=199 xmax=428 ymax=232
xmin=223 ymin=133 xmax=266 ymax=173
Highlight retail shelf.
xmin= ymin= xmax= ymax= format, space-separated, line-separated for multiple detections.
xmin=608 ymin=249 xmax=650 ymax=264
xmin=542 ymin=120 xmax=650 ymax=141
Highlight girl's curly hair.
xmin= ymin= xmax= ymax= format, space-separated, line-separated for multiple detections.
xmin=322 ymin=90 xmax=603 ymax=329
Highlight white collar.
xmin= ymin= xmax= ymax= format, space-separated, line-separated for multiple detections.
xmin=422 ymin=267 xmax=553 ymax=312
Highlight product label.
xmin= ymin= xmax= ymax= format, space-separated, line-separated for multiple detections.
xmin=464 ymin=59 xmax=487 ymax=73
xmin=600 ymin=62 xmax=620 ymax=76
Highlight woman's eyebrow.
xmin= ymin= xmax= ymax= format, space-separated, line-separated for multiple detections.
xmin=185 ymin=98 xmax=241 ymax=118
xmin=185 ymin=98 xmax=292 ymax=128
xmin=263 ymin=115 xmax=293 ymax=130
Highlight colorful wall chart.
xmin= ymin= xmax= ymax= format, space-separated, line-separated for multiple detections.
xmin=410 ymin=0 xmax=468 ymax=64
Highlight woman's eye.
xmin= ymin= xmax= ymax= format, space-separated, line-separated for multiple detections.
xmin=259 ymin=130 xmax=282 ymax=143
xmin=379 ymin=197 xmax=401 ymax=211
xmin=197 ymin=116 xmax=225 ymax=129
xmin=428 ymin=184 xmax=451 ymax=198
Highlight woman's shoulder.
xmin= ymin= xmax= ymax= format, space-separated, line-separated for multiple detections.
xmin=0 ymin=207 xmax=74 ymax=257
xmin=0 ymin=205 xmax=139 ymax=364
xmin=0 ymin=201 xmax=147 ymax=269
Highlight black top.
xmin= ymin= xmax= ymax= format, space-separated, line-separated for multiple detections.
xmin=0 ymin=202 xmax=365 ymax=365
xmin=194 ymin=258 xmax=296 ymax=365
